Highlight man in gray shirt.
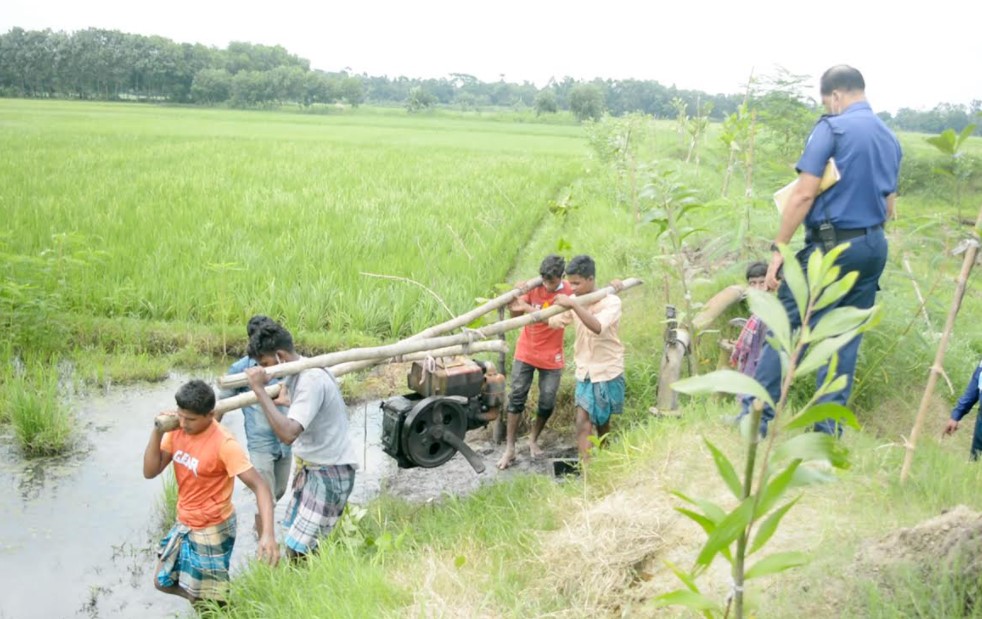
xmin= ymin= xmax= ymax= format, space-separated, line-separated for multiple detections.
xmin=244 ymin=321 xmax=357 ymax=559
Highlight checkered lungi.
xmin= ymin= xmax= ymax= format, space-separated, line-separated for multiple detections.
xmin=283 ymin=462 xmax=356 ymax=554
xmin=156 ymin=513 xmax=236 ymax=601
xmin=575 ymin=374 xmax=626 ymax=426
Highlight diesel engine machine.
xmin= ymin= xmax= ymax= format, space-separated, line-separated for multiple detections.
xmin=380 ymin=356 xmax=506 ymax=474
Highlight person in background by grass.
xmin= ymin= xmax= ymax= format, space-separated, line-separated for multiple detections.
xmin=217 ymin=315 xmax=292 ymax=535
xmin=144 ymin=379 xmax=278 ymax=608
xmin=497 ymin=254 xmax=571 ymax=470
xmin=244 ymin=321 xmax=358 ymax=559
xmin=942 ymin=360 xmax=982 ymax=459
xmin=729 ymin=261 xmax=769 ymax=377
xmin=547 ymin=255 xmax=625 ymax=461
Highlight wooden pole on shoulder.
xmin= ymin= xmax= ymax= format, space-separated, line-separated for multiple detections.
xmin=405 ymin=277 xmax=542 ymax=341
xmin=218 ymin=279 xmax=643 ymax=390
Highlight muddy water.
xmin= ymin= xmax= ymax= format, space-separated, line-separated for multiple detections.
xmin=0 ymin=377 xmax=192 ymax=619
xmin=0 ymin=376 xmax=565 ymax=619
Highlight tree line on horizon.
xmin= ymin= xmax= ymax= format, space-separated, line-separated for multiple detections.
xmin=0 ymin=26 xmax=978 ymax=134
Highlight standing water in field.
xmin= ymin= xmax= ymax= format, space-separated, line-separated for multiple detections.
xmin=0 ymin=376 xmax=390 ymax=619
xmin=0 ymin=374 xmax=556 ymax=618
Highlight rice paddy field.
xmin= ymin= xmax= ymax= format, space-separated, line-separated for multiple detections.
xmin=1 ymin=99 xmax=586 ymax=341
xmin=5 ymin=98 xmax=982 ymax=618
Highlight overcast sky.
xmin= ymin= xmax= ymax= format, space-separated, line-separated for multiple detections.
xmin=4 ymin=0 xmax=980 ymax=114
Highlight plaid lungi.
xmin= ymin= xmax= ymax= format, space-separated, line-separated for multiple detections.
xmin=156 ymin=513 xmax=236 ymax=601
xmin=575 ymin=374 xmax=626 ymax=427
xmin=283 ymin=462 xmax=355 ymax=554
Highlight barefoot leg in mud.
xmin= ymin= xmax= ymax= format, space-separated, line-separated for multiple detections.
xmin=529 ymin=414 xmax=548 ymax=459
xmin=530 ymin=368 xmax=561 ymax=460
xmin=575 ymin=407 xmax=594 ymax=461
xmin=496 ymin=446 xmax=516 ymax=469
xmin=596 ymin=422 xmax=610 ymax=449
xmin=153 ymin=561 xmax=196 ymax=603
xmin=497 ymin=411 xmax=520 ymax=469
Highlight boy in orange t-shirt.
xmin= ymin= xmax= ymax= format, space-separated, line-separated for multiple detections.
xmin=497 ymin=254 xmax=570 ymax=469
xmin=143 ymin=380 xmax=279 ymax=606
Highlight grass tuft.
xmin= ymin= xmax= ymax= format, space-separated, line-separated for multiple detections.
xmin=6 ymin=362 xmax=73 ymax=456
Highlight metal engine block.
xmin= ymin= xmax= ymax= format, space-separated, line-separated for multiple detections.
xmin=381 ymin=357 xmax=504 ymax=473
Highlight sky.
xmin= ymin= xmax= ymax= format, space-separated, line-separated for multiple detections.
xmin=3 ymin=0 xmax=980 ymax=114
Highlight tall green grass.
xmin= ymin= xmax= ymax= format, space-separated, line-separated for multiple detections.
xmin=207 ymin=547 xmax=407 ymax=619
xmin=5 ymin=362 xmax=73 ymax=455
xmin=208 ymin=474 xmax=562 ymax=618
xmin=153 ymin=469 xmax=179 ymax=537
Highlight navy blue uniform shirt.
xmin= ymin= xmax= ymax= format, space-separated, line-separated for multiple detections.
xmin=951 ymin=361 xmax=982 ymax=422
xmin=797 ymin=101 xmax=903 ymax=230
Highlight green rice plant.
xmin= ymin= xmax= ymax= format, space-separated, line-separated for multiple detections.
xmin=6 ymin=361 xmax=73 ymax=456
xmin=153 ymin=469 xmax=178 ymax=536
xmin=166 ymin=344 xmax=218 ymax=372
xmin=0 ymin=367 xmax=10 ymax=426
xmin=76 ymin=348 xmax=171 ymax=386
xmin=0 ymin=234 xmax=68 ymax=356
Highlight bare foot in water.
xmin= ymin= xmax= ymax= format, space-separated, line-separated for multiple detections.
xmin=497 ymin=447 xmax=516 ymax=470
xmin=529 ymin=441 xmax=544 ymax=460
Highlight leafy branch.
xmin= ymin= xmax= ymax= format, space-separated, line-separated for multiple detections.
xmin=654 ymin=243 xmax=881 ymax=618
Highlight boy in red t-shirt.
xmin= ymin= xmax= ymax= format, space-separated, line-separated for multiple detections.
xmin=143 ymin=380 xmax=279 ymax=607
xmin=497 ymin=254 xmax=570 ymax=469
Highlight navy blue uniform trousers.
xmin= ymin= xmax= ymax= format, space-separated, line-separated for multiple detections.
xmin=742 ymin=226 xmax=887 ymax=435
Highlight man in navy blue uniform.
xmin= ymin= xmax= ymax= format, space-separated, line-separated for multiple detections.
xmin=943 ymin=361 xmax=982 ymax=459
xmin=741 ymin=65 xmax=902 ymax=436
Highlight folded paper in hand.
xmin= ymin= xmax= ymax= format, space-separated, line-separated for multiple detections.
xmin=773 ymin=158 xmax=840 ymax=214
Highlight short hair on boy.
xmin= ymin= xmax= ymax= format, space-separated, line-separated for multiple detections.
xmin=566 ymin=254 xmax=596 ymax=279
xmin=539 ymin=254 xmax=566 ymax=280
xmin=248 ymin=322 xmax=296 ymax=359
xmin=175 ymin=379 xmax=216 ymax=415
xmin=746 ymin=261 xmax=768 ymax=280
xmin=246 ymin=314 xmax=275 ymax=338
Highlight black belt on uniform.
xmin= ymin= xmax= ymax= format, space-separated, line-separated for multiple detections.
xmin=805 ymin=223 xmax=882 ymax=244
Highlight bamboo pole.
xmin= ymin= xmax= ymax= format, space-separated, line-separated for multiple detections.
xmin=305 ymin=280 xmax=534 ymax=383
xmin=325 ymin=278 xmax=536 ymax=381
xmin=304 ymin=273 xmax=542 ymax=384
xmin=206 ymin=280 xmax=530 ymax=421
xmin=155 ymin=384 xmax=283 ymax=430
xmin=901 ymin=205 xmax=982 ymax=482
xmin=405 ymin=277 xmax=543 ymax=341
xmin=206 ymin=341 xmax=509 ymax=417
xmin=494 ymin=304 xmax=508 ymax=444
xmin=218 ymin=279 xmax=643 ymax=390
xmin=692 ymin=285 xmax=746 ymax=331
xmin=327 ymin=340 xmax=508 ymax=377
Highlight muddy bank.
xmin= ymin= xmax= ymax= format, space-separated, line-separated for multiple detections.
xmin=0 ymin=375 xmax=574 ymax=619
